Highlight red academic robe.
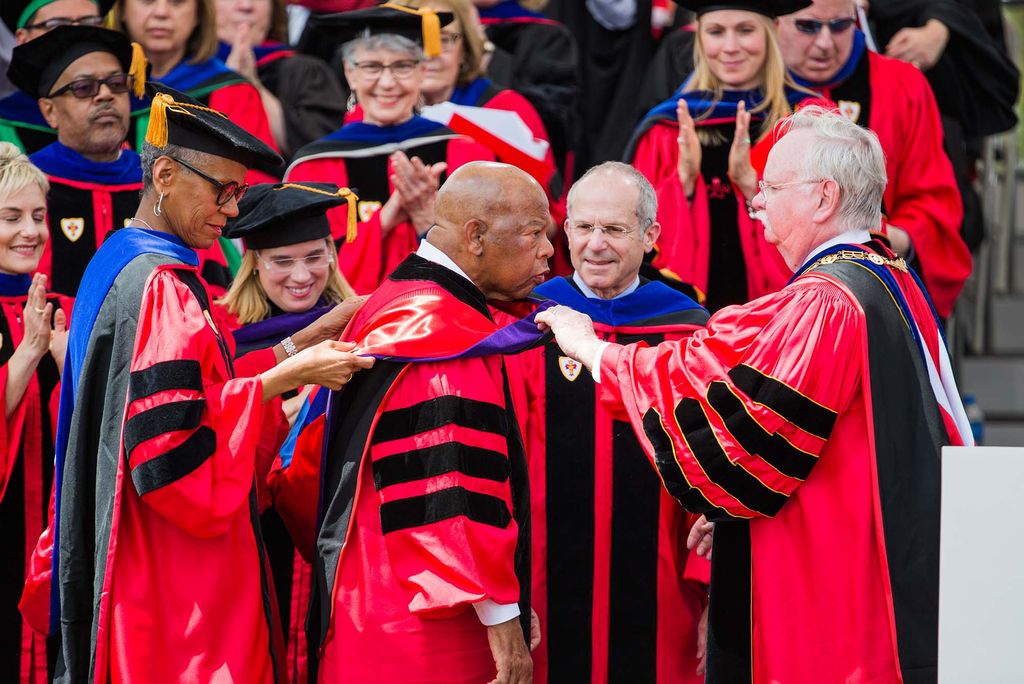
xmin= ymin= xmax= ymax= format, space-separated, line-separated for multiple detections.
xmin=277 ymin=255 xmax=530 ymax=683
xmin=89 ymin=266 xmax=284 ymax=683
xmin=504 ymin=278 xmax=710 ymax=684
xmin=629 ymin=109 xmax=817 ymax=307
xmin=0 ymin=290 xmax=71 ymax=684
xmin=595 ymin=242 xmax=964 ymax=683
xmin=806 ymin=50 xmax=970 ymax=318
xmin=346 ymin=88 xmax=564 ymax=226
xmin=285 ymin=128 xmax=494 ymax=295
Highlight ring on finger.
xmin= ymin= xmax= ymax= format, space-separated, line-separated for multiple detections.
xmin=34 ymin=306 xmax=46 ymax=314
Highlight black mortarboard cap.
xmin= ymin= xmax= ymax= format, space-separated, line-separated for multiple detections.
xmin=144 ymin=82 xmax=283 ymax=171
xmin=224 ymin=182 xmax=359 ymax=249
xmin=7 ymin=25 xmax=146 ymax=98
xmin=298 ymin=3 xmax=454 ymax=65
xmin=681 ymin=0 xmax=812 ymax=18
xmin=2 ymin=0 xmax=115 ymax=33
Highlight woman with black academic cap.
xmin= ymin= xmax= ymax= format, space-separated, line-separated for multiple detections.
xmin=624 ymin=0 xmax=824 ymax=312
xmin=52 ymin=86 xmax=374 ymax=683
xmin=219 ymin=181 xmax=364 ymax=684
xmin=287 ymin=3 xmax=494 ymax=294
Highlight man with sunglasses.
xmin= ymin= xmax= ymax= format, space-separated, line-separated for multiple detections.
xmin=0 ymin=0 xmax=115 ymax=153
xmin=776 ymin=0 xmax=971 ymax=320
xmin=7 ymin=25 xmax=146 ymax=296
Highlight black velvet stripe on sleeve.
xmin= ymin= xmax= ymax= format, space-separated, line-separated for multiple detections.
xmin=706 ymin=382 xmax=818 ymax=481
xmin=130 ymin=425 xmax=217 ymax=496
xmin=728 ymin=364 xmax=838 ymax=441
xmin=123 ymin=399 xmax=206 ymax=456
xmin=673 ymin=397 xmax=789 ymax=517
xmin=371 ymin=395 xmax=509 ymax=445
xmin=641 ymin=407 xmax=731 ymax=519
xmin=128 ymin=360 xmax=203 ymax=402
xmin=379 ymin=486 xmax=512 ymax=533
xmin=372 ymin=443 xmax=510 ymax=491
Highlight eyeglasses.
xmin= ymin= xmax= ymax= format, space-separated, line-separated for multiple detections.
xmin=168 ymin=156 xmax=248 ymax=206
xmin=22 ymin=14 xmax=105 ymax=30
xmin=568 ymin=223 xmax=641 ymax=240
xmin=256 ymin=252 xmax=333 ymax=274
xmin=793 ymin=17 xmax=857 ymax=35
xmin=47 ymin=73 xmax=134 ymax=99
xmin=440 ymin=33 xmax=462 ymax=52
xmin=351 ymin=60 xmax=421 ymax=80
xmin=757 ymin=178 xmax=823 ymax=196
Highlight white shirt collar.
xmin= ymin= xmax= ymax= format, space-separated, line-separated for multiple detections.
xmin=416 ymin=239 xmax=472 ymax=282
xmin=799 ymin=229 xmax=872 ymax=269
xmin=572 ymin=272 xmax=641 ymax=300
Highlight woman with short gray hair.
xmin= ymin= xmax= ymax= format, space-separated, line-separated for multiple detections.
xmin=287 ymin=4 xmax=495 ymax=294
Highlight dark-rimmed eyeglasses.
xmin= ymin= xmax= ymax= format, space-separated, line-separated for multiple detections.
xmin=168 ymin=156 xmax=248 ymax=206
xmin=793 ymin=17 xmax=857 ymax=35
xmin=47 ymin=73 xmax=134 ymax=99
xmin=22 ymin=14 xmax=105 ymax=30
xmin=351 ymin=60 xmax=421 ymax=80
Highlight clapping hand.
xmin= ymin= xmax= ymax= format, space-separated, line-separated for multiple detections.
xmin=675 ymin=99 xmax=701 ymax=198
xmin=225 ymin=21 xmax=259 ymax=83
xmin=727 ymin=100 xmax=758 ymax=201
xmin=390 ymin=151 xmax=447 ymax=236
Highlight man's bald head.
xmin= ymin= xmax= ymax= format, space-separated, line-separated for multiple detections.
xmin=434 ymin=161 xmax=545 ymax=230
xmin=429 ymin=161 xmax=553 ymax=301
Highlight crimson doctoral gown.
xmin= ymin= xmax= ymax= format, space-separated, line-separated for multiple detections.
xmin=594 ymin=241 xmax=968 ymax=683
xmin=285 ymin=117 xmax=494 ymax=295
xmin=507 ymin=276 xmax=711 ymax=684
xmin=0 ymin=276 xmax=71 ymax=684
xmin=53 ymin=228 xmax=285 ymax=683
xmin=287 ymin=254 xmax=533 ymax=683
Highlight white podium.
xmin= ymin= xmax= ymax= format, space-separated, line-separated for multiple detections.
xmin=939 ymin=446 xmax=1024 ymax=683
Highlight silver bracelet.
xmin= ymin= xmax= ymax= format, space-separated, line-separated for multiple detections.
xmin=281 ymin=336 xmax=298 ymax=357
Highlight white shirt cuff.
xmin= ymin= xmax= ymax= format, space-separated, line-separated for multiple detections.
xmin=473 ymin=599 xmax=521 ymax=626
xmin=591 ymin=341 xmax=611 ymax=383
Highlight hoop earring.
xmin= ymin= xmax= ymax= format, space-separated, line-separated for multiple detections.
xmin=346 ymin=92 xmax=357 ymax=113
xmin=155 ymin=192 xmax=164 ymax=216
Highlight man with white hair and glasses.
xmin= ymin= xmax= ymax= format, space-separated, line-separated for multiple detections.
xmin=536 ymin=107 xmax=973 ymax=684
xmin=775 ymin=0 xmax=971 ymax=321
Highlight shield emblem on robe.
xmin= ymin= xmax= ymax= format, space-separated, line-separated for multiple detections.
xmin=559 ymin=355 xmax=582 ymax=382
xmin=60 ymin=218 xmax=85 ymax=243
xmin=837 ymin=100 xmax=862 ymax=124
xmin=358 ymin=200 xmax=382 ymax=223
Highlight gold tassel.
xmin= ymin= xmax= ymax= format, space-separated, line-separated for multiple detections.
xmin=419 ymin=9 xmax=441 ymax=58
xmin=145 ymin=92 xmax=172 ymax=147
xmin=341 ymin=188 xmax=359 ymax=243
xmin=129 ymin=42 xmax=147 ymax=99
xmin=276 ymin=183 xmax=359 ymax=242
xmin=380 ymin=3 xmax=442 ymax=58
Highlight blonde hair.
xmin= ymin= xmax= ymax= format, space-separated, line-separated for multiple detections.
xmin=688 ymin=13 xmax=812 ymax=145
xmin=218 ymin=239 xmax=355 ymax=324
xmin=112 ymin=0 xmax=219 ymax=64
xmin=400 ymin=0 xmax=486 ymax=85
xmin=0 ymin=142 xmax=49 ymax=201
